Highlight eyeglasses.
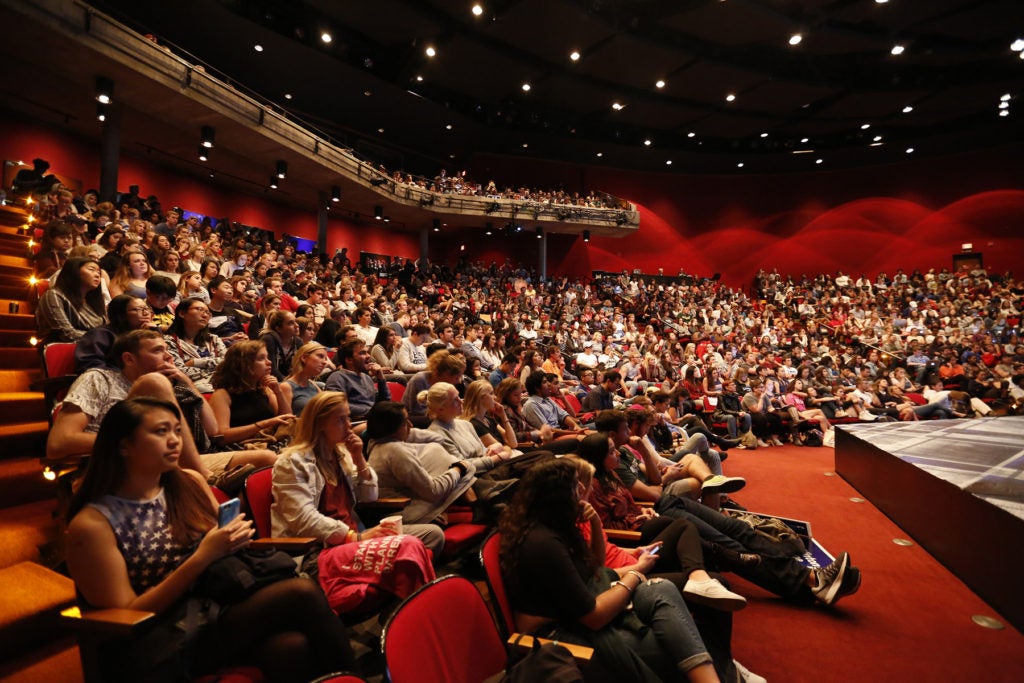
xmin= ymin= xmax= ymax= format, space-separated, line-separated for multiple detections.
xmin=127 ymin=305 xmax=154 ymax=314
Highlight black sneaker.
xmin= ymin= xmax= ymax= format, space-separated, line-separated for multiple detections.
xmin=833 ymin=566 xmax=862 ymax=605
xmin=812 ymin=551 xmax=850 ymax=605
xmin=719 ymin=495 xmax=748 ymax=512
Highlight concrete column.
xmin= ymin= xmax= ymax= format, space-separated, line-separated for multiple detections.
xmin=539 ymin=230 xmax=548 ymax=280
xmin=419 ymin=225 xmax=430 ymax=268
xmin=317 ymin=190 xmax=328 ymax=255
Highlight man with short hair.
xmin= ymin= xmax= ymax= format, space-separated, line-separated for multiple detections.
xmin=521 ymin=372 xmax=584 ymax=436
xmin=397 ymin=324 xmax=431 ymax=373
xmin=324 ymin=339 xmax=391 ymax=420
xmin=46 ymin=329 xmax=275 ymax=478
xmin=489 ymin=353 xmax=518 ymax=387
xmin=206 ymin=275 xmax=248 ymax=344
xmin=582 ymin=370 xmax=621 ymax=412
xmin=153 ymin=208 xmax=180 ymax=239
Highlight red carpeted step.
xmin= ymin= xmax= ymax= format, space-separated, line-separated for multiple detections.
xmin=0 ymin=369 xmax=42 ymax=393
xmin=0 ymin=455 xmax=58 ymax=508
xmin=0 ymin=348 xmax=41 ymax=369
xmin=0 ymin=328 xmax=34 ymax=346
xmin=0 ymin=312 xmax=37 ymax=330
xmin=0 ymin=421 xmax=49 ymax=454
xmin=0 ymin=392 xmax=48 ymax=424
xmin=0 ymin=562 xmax=75 ymax=662
xmin=0 ymin=499 xmax=61 ymax=569
xmin=0 ymin=635 xmax=81 ymax=683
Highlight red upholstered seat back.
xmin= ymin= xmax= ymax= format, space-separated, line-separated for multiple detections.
xmin=382 ymin=575 xmax=506 ymax=683
xmin=480 ymin=532 xmax=515 ymax=639
xmin=243 ymin=466 xmax=274 ymax=538
xmin=387 ymin=382 xmax=405 ymax=402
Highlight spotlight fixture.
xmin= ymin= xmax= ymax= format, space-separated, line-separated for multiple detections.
xmin=433 ymin=219 xmax=441 ymax=232
xmin=788 ymin=34 xmax=802 ymax=46
xmin=198 ymin=146 xmax=208 ymax=162
xmin=275 ymin=160 xmax=287 ymax=179
xmin=583 ymin=230 xmax=590 ymax=242
xmin=891 ymin=44 xmax=905 ymax=55
xmin=472 ymin=4 xmax=483 ymax=17
xmin=425 ymin=46 xmax=436 ymax=58
xmin=95 ymin=76 xmax=113 ymax=104
xmin=535 ymin=226 xmax=543 ymax=239
xmin=725 ymin=93 xmax=736 ymax=102
xmin=655 ymin=79 xmax=665 ymax=89
xmin=485 ymin=222 xmax=494 ymax=235
xmin=374 ymin=206 xmax=383 ymax=220
xmin=269 ymin=176 xmax=278 ymax=189
xmin=201 ymin=125 xmax=215 ymax=148
xmin=570 ymin=50 xmax=581 ymax=61
xmin=321 ymin=32 xmax=332 ymax=44
xmin=331 ymin=185 xmax=341 ymax=202
xmin=521 ymin=83 xmax=531 ymax=92
xmin=96 ymin=102 xmax=107 ymax=122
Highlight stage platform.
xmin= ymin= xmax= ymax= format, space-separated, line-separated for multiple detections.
xmin=835 ymin=417 xmax=1024 ymax=632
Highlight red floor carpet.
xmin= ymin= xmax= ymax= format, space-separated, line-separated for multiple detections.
xmin=721 ymin=443 xmax=1024 ymax=682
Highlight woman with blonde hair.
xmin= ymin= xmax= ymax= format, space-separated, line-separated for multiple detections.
xmin=109 ymin=248 xmax=151 ymax=299
xmin=271 ymin=391 xmax=442 ymax=572
xmin=280 ymin=342 xmax=330 ymax=416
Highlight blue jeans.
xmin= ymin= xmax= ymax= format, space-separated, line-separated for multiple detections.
xmin=669 ymin=434 xmax=723 ymax=476
xmin=720 ymin=413 xmax=752 ymax=438
xmin=628 ymin=578 xmax=713 ymax=677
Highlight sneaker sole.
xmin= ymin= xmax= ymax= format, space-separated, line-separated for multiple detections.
xmin=703 ymin=478 xmax=747 ymax=495
xmin=683 ymin=588 xmax=748 ymax=612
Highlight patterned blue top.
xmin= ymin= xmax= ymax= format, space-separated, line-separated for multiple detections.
xmin=89 ymin=489 xmax=194 ymax=594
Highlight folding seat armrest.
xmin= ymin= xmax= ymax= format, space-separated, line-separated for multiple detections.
xmin=60 ymin=605 xmax=155 ymax=638
xmin=508 ymin=634 xmax=593 ymax=663
xmin=250 ymin=537 xmax=319 ymax=554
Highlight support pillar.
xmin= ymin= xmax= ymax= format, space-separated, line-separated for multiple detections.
xmin=317 ymin=190 xmax=328 ymax=255
xmin=98 ymin=105 xmax=120 ymax=203
xmin=539 ymin=230 xmax=548 ymax=281
xmin=419 ymin=225 xmax=430 ymax=269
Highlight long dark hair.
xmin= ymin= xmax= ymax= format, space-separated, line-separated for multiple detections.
xmin=67 ymin=397 xmax=215 ymax=544
xmin=106 ymin=294 xmax=137 ymax=334
xmin=577 ymin=431 xmax=622 ymax=492
xmin=498 ymin=459 xmax=595 ymax=596
xmin=54 ymin=256 xmax=106 ymax=318
xmin=166 ymin=297 xmax=213 ymax=346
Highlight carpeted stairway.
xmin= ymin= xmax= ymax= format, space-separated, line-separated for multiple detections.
xmin=0 ymin=203 xmax=80 ymax=682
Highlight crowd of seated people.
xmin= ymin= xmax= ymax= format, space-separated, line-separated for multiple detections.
xmin=21 ymin=173 xmax=1024 ymax=681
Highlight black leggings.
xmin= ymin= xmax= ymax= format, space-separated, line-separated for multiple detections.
xmin=638 ymin=515 xmax=704 ymax=577
xmin=219 ymin=577 xmax=357 ymax=683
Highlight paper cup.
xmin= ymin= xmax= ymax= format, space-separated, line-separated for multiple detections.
xmin=381 ymin=515 xmax=403 ymax=534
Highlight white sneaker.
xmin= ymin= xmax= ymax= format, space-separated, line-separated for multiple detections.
xmin=682 ymin=578 xmax=747 ymax=611
xmin=756 ymin=439 xmax=769 ymax=448
xmin=734 ymin=659 xmax=767 ymax=683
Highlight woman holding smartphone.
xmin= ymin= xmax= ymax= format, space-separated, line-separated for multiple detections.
xmin=64 ymin=397 xmax=356 ymax=682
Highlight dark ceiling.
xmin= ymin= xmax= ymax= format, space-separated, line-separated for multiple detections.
xmin=88 ymin=0 xmax=1024 ymax=176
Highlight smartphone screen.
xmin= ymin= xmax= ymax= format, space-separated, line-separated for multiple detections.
xmin=648 ymin=545 xmax=661 ymax=555
xmin=218 ymin=498 xmax=240 ymax=527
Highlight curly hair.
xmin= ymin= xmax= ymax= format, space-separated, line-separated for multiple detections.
xmin=498 ymin=458 xmax=595 ymax=598
xmin=211 ymin=340 xmax=266 ymax=393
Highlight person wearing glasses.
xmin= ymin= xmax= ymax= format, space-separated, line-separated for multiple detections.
xmin=74 ymin=294 xmax=158 ymax=371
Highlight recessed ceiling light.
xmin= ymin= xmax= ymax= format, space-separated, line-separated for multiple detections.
xmin=570 ymin=50 xmax=581 ymax=61
xmin=760 ymin=132 xmax=768 ymax=138
xmin=612 ymin=102 xmax=623 ymax=110
xmin=472 ymin=4 xmax=483 ymax=16
xmin=522 ymin=143 xmax=528 ymax=148
xmin=1012 ymin=38 xmax=1024 ymax=52
xmin=363 ymin=90 xmax=372 ymax=97
xmin=1000 ymin=93 xmax=1012 ymax=101
xmin=445 ymin=124 xmax=453 ymax=130
xmin=377 ymin=127 xmax=385 ymax=133
xmin=875 ymin=0 xmax=889 ymax=4
xmin=522 ymin=83 xmax=531 ymax=92
xmin=425 ymin=46 xmax=436 ymax=57
xmin=737 ymin=162 xmax=744 ymax=168
xmin=254 ymin=44 xmax=263 ymax=52
xmin=906 ymin=147 xmax=915 ymax=153
xmin=284 ymin=93 xmax=293 ymax=100
xmin=873 ymin=135 xmax=883 ymax=141
xmin=1019 ymin=52 xmax=1024 ymax=60
xmin=665 ymin=160 xmax=672 ymax=165
xmin=725 ymin=94 xmax=736 ymax=102
xmin=870 ymin=141 xmax=884 ymax=146
xmin=643 ymin=139 xmax=652 ymax=147
xmin=415 ymin=75 xmax=423 ymax=82
xmin=999 ymin=102 xmax=1009 ymax=109
xmin=801 ymin=137 xmax=809 ymax=143
xmin=902 ymin=105 xmax=913 ymax=113
xmin=687 ymin=132 xmax=696 ymax=138
xmin=596 ymin=152 xmax=603 ymax=157
xmin=816 ymin=159 xmax=823 ymax=164
xmin=891 ymin=44 xmax=905 ymax=55
xmin=655 ymin=79 xmax=665 ymax=89
xmin=999 ymin=109 xmax=1010 ymax=116
xmin=789 ymin=34 xmax=802 ymax=46
xmin=861 ymin=123 xmax=871 ymax=130
xmin=321 ymin=32 xmax=332 ymax=44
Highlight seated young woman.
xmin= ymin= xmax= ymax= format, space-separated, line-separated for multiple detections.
xmin=567 ymin=456 xmax=763 ymax=683
xmin=499 ymin=458 xmax=721 ymax=683
xmin=258 ymin=310 xmax=300 ymax=381
xmin=495 ymin=377 xmax=580 ymax=455
xmin=209 ymin=340 xmax=295 ymax=447
xmin=575 ymin=433 xmax=746 ymax=611
xmin=165 ymin=297 xmax=228 ymax=394
xmin=65 ymin=397 xmax=356 ymax=683
xmin=279 ymin=342 xmax=329 ymax=417
xmin=35 ymin=256 xmax=108 ymax=344
xmin=782 ymin=379 xmax=833 ymax=432
xmin=270 ymin=391 xmax=444 ymax=557
xmin=75 ymin=294 xmax=156 ymax=371
xmin=365 ymin=401 xmax=476 ymax=529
